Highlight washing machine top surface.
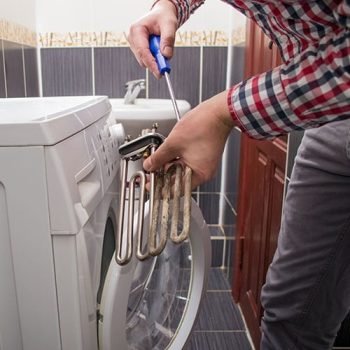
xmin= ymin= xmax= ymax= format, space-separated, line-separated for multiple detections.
xmin=0 ymin=96 xmax=111 ymax=146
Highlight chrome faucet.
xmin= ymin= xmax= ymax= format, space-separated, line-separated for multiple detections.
xmin=124 ymin=79 xmax=146 ymax=104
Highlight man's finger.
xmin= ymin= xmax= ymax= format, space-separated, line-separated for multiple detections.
xmin=143 ymin=142 xmax=178 ymax=172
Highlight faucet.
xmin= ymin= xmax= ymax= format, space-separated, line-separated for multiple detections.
xmin=124 ymin=79 xmax=146 ymax=104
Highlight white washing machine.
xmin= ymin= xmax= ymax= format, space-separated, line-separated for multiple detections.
xmin=0 ymin=96 xmax=211 ymax=350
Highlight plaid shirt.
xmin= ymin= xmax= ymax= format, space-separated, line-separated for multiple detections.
xmin=165 ymin=0 xmax=350 ymax=139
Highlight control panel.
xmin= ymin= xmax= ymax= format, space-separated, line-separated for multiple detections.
xmin=91 ymin=113 xmax=125 ymax=192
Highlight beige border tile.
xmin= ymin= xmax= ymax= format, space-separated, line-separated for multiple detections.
xmin=0 ymin=20 xmax=245 ymax=49
xmin=38 ymin=31 xmax=130 ymax=48
xmin=0 ymin=19 xmax=36 ymax=47
xmin=38 ymin=28 xmax=245 ymax=48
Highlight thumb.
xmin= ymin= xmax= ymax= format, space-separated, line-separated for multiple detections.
xmin=159 ymin=25 xmax=176 ymax=58
xmin=143 ymin=142 xmax=177 ymax=172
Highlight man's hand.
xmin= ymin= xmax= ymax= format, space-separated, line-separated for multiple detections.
xmin=127 ymin=0 xmax=178 ymax=78
xmin=143 ymin=91 xmax=236 ymax=190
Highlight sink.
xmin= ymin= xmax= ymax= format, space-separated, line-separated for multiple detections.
xmin=109 ymin=98 xmax=191 ymax=138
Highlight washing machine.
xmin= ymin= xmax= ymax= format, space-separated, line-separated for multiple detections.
xmin=0 ymin=96 xmax=211 ymax=350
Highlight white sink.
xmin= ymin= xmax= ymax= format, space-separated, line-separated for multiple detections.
xmin=109 ymin=98 xmax=191 ymax=138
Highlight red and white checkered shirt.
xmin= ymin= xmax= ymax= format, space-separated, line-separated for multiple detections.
xmin=165 ymin=0 xmax=350 ymax=139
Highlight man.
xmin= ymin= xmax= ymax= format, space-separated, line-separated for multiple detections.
xmin=127 ymin=1 xmax=350 ymax=348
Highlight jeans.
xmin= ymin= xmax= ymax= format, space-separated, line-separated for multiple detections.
xmin=260 ymin=119 xmax=350 ymax=349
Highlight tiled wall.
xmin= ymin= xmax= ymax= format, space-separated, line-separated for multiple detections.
xmin=0 ymin=40 xmax=39 ymax=98
xmin=198 ymin=45 xmax=244 ymax=282
xmin=40 ymin=44 xmax=245 ymax=274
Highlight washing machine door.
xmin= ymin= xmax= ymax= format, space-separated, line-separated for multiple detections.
xmin=98 ymin=199 xmax=211 ymax=350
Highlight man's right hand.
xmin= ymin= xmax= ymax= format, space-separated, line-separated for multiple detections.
xmin=127 ymin=0 xmax=178 ymax=78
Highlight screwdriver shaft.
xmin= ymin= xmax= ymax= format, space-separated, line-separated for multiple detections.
xmin=164 ymin=72 xmax=181 ymax=122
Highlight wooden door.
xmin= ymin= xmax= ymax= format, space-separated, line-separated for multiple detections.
xmin=232 ymin=20 xmax=286 ymax=349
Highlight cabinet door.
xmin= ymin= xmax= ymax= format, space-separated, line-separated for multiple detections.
xmin=232 ymin=20 xmax=286 ymax=350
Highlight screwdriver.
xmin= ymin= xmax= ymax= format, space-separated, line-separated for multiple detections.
xmin=149 ymin=35 xmax=181 ymax=122
xmin=149 ymin=35 xmax=193 ymax=225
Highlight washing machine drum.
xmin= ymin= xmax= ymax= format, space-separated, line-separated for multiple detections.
xmin=98 ymin=200 xmax=211 ymax=350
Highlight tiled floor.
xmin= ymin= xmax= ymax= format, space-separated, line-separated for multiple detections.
xmin=184 ymin=268 xmax=253 ymax=350
xmin=185 ymin=269 xmax=350 ymax=350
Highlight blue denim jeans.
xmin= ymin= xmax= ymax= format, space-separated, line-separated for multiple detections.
xmin=261 ymin=119 xmax=350 ymax=349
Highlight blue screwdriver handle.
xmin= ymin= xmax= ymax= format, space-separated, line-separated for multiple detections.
xmin=149 ymin=35 xmax=171 ymax=75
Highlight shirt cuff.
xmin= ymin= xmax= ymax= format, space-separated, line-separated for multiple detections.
xmin=228 ymin=67 xmax=306 ymax=140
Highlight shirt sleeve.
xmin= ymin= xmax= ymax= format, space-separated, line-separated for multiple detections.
xmin=229 ymin=3 xmax=350 ymax=140
xmin=153 ymin=0 xmax=206 ymax=27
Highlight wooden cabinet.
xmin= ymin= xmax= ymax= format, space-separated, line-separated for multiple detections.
xmin=232 ymin=20 xmax=286 ymax=349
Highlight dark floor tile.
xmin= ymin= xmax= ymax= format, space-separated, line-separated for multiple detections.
xmin=173 ymin=267 xmax=231 ymax=293
xmin=225 ymin=191 xmax=239 ymax=212
xmin=208 ymin=225 xmax=224 ymax=237
xmin=222 ymin=267 xmax=233 ymax=286
xmin=198 ymin=193 xmax=220 ymax=225
xmin=225 ymin=128 xmax=242 ymax=206
xmin=207 ymin=268 xmax=231 ymax=291
xmin=222 ymin=224 xmax=236 ymax=238
xmin=211 ymin=239 xmax=224 ymax=267
xmin=184 ymin=331 xmax=252 ymax=350
xmin=222 ymin=196 xmax=237 ymax=226
xmin=194 ymin=291 xmax=245 ymax=331
xmin=225 ymin=239 xmax=236 ymax=269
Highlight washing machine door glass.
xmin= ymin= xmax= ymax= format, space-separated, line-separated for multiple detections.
xmin=99 ymin=200 xmax=211 ymax=350
xmin=126 ymin=240 xmax=191 ymax=349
